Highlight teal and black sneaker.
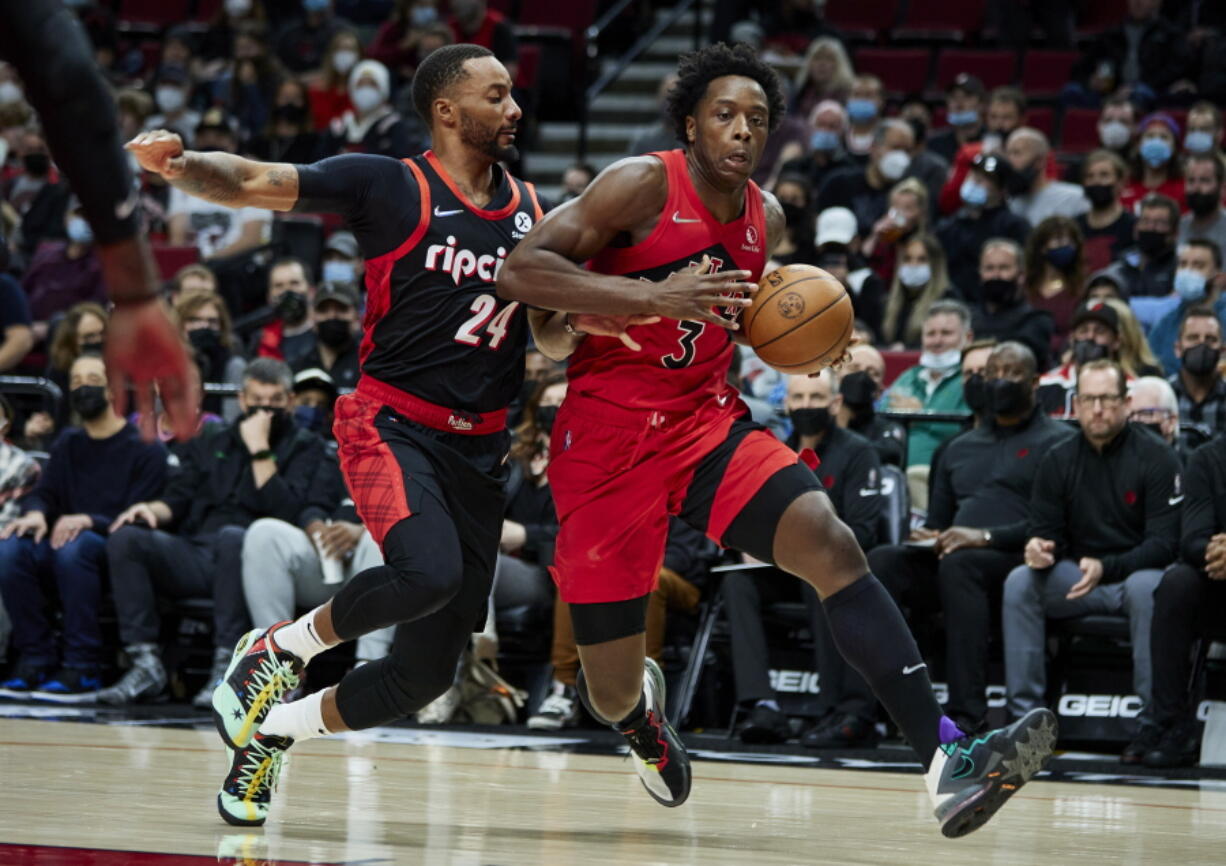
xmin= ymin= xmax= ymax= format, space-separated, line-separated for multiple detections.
xmin=924 ymin=708 xmax=1058 ymax=838
xmin=217 ymin=731 xmax=293 ymax=827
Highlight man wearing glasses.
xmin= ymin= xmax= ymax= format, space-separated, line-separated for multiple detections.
xmin=1002 ymin=358 xmax=1182 ymax=764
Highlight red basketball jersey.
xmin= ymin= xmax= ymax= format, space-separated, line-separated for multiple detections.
xmin=568 ymin=149 xmax=767 ymax=412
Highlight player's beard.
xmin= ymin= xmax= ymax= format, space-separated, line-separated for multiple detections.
xmin=459 ymin=111 xmax=518 ymax=163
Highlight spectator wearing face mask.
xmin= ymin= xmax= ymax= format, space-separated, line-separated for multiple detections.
xmin=249 ymin=78 xmax=321 ymax=165
xmin=778 ymin=100 xmax=853 ymax=202
xmin=835 ymin=343 xmax=906 ymax=468
xmin=842 ymin=74 xmax=885 ymax=161
xmin=766 ymin=175 xmax=816 ymax=268
xmin=1066 ymin=0 xmax=1193 ymax=108
xmin=880 ymin=233 xmax=958 ymax=351
xmin=1165 ymin=307 xmax=1226 ymax=445
xmin=448 ymin=0 xmax=519 ymax=81
xmin=1147 ymin=240 xmax=1224 ymax=374
xmin=970 ymin=238 xmax=1054 ymax=371
xmin=1005 ymin=358 xmax=1181 ymax=764
xmin=1128 ymin=376 xmax=1185 ymax=460
xmin=1099 ymin=193 xmax=1180 ymax=299
xmin=1124 ymin=114 xmax=1186 ymax=213
xmin=936 ymin=152 xmax=1031 ymax=300
xmin=926 ymin=74 xmax=987 ymax=166
xmin=0 ymin=395 xmax=39 ymax=534
xmin=28 ymin=302 xmax=107 ymax=445
xmin=1179 ymin=154 xmax=1226 ymax=259
xmin=790 ymin=37 xmax=854 ymax=119
xmin=318 ymin=59 xmax=422 ymax=160
xmin=275 ymin=0 xmax=354 ymax=75
xmin=1094 ymin=94 xmax=1139 ymax=164
xmin=1076 ymin=150 xmax=1136 ymax=272
xmin=883 ymin=300 xmax=974 ymax=477
xmin=144 ymin=66 xmax=200 ymax=146
xmin=320 ymin=229 xmax=365 ymax=290
xmin=1005 ymin=128 xmax=1090 ymax=228
xmin=292 ymin=282 xmax=360 ymax=390
xmin=1024 ymin=217 xmax=1089 ymax=354
xmin=248 ymin=257 xmax=319 ymax=367
xmin=4 ymin=127 xmax=70 ymax=265
xmin=0 ymin=354 xmax=167 ymax=701
xmin=1038 ymin=299 xmax=1154 ymax=418
xmin=308 ymin=30 xmax=361 ymax=130
xmin=816 ymin=120 xmax=917 ymax=239
xmin=369 ymin=0 xmax=448 ymax=85
xmin=938 ymin=86 xmax=1028 ymax=216
xmin=20 ymin=198 xmax=105 ymax=348
xmin=813 ymin=208 xmax=886 ymax=340
xmin=291 ymin=368 xmax=337 ymax=440
xmin=727 ymin=369 xmax=883 ymax=747
xmin=867 ymin=342 xmax=1074 ymax=734
xmin=175 ymin=287 xmax=246 ymax=421
xmin=861 ymin=178 xmax=929 ymax=286
xmin=101 ymin=359 xmax=326 ymax=708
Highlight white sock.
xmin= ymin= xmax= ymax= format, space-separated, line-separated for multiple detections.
xmin=259 ymin=689 xmax=330 ymax=742
xmin=272 ymin=606 xmax=336 ymax=664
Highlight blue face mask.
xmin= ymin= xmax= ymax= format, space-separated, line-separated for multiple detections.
xmin=66 ymin=216 xmax=93 ymax=245
xmin=1185 ymin=131 xmax=1216 ymax=154
xmin=846 ymin=99 xmax=878 ymax=124
xmin=293 ymin=405 xmax=327 ymax=434
xmin=1174 ymin=268 xmax=1208 ymax=302
xmin=410 ymin=5 xmax=438 ymax=26
xmin=960 ymin=178 xmax=989 ymax=207
xmin=302 ymin=0 xmax=329 ymax=12
xmin=322 ymin=260 xmax=356 ymax=285
xmin=1139 ymin=136 xmax=1174 ymax=168
xmin=809 ymin=129 xmax=840 ymax=153
xmin=947 ymin=109 xmax=979 ymax=127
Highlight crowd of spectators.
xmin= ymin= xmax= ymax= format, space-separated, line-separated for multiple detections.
xmin=2 ymin=0 xmax=1226 ymax=769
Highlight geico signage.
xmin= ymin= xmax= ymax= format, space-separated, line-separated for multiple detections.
xmin=769 ymin=669 xmax=821 ymax=694
xmin=932 ymin=683 xmax=1007 ymax=708
xmin=1057 ymin=694 xmax=1143 ymax=718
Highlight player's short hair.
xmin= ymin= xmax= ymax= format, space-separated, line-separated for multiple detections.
xmin=411 ymin=43 xmax=495 ymax=128
xmin=666 ymin=42 xmax=786 ymax=144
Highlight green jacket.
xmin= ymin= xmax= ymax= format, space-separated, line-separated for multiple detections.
xmin=884 ymin=365 xmax=969 ymax=467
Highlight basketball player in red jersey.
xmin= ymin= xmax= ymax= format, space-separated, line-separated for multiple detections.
xmin=499 ymin=43 xmax=1056 ymax=837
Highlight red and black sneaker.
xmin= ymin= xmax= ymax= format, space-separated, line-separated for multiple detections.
xmin=618 ymin=658 xmax=691 ymax=807
xmin=211 ymin=624 xmax=303 ymax=750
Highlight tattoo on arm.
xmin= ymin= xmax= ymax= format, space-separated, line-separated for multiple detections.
xmin=171 ymin=152 xmax=245 ymax=205
xmin=266 ymin=168 xmax=290 ymax=187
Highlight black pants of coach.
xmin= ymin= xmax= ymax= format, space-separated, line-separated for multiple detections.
xmin=107 ymin=525 xmax=251 ymax=650
xmin=1151 ymin=563 xmax=1226 ymax=727
xmin=866 ymin=544 xmax=1021 ymax=726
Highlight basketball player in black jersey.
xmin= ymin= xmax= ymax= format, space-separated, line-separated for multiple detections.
xmin=128 ymin=44 xmax=732 ymax=827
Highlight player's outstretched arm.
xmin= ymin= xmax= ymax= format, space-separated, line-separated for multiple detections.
xmin=127 ymin=130 xmax=300 ymax=211
xmin=497 ymin=157 xmax=755 ymax=328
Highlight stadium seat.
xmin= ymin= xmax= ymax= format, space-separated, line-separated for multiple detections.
xmin=151 ymin=244 xmax=199 ymax=280
xmin=515 ymin=42 xmax=541 ymax=91
xmin=118 ymin=0 xmax=192 ymax=28
xmin=1021 ymin=50 xmax=1080 ymax=99
xmin=894 ymin=0 xmax=986 ymax=42
xmin=1076 ymin=0 xmax=1126 ymax=39
xmin=193 ymin=0 xmax=223 ymax=20
xmin=823 ymin=0 xmax=901 ymax=42
xmin=934 ymin=49 xmax=1018 ymax=92
xmin=1060 ymin=107 xmax=1102 ymax=153
xmin=1026 ymin=107 xmax=1055 ymax=138
xmin=882 ymin=350 xmax=920 ymax=388
xmin=853 ymin=48 xmax=932 ymax=97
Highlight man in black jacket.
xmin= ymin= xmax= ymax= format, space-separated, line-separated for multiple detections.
xmin=969 ymin=238 xmax=1054 ymax=371
xmin=727 ymin=369 xmax=883 ymax=745
xmin=1144 ymin=434 xmax=1226 ymax=767
xmin=291 ymin=283 xmax=361 ymax=391
xmin=100 ymin=359 xmax=325 ymax=707
xmin=1068 ymin=0 xmax=1192 ymax=104
xmin=866 ymin=343 xmax=1074 ymax=733
xmin=1004 ymin=358 xmax=1181 ymax=763
xmin=937 ymin=153 xmax=1031 ymax=299
xmin=835 ymin=342 xmax=906 ymax=468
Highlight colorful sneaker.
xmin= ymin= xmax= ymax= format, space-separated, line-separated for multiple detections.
xmin=31 ymin=667 xmax=103 ymax=704
xmin=0 ymin=662 xmax=55 ymax=698
xmin=212 ymin=626 xmax=302 ymax=750
xmin=618 ymin=659 xmax=691 ymax=807
xmin=925 ymin=708 xmax=1058 ymax=839
xmin=217 ymin=731 xmax=293 ymax=827
xmin=527 ymin=681 xmax=580 ymax=731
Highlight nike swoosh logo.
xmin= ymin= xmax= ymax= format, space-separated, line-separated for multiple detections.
xmin=434 ymin=206 xmax=464 ymax=217
xmin=1169 ymin=495 xmax=1184 ymax=506
xmin=717 ymin=394 xmax=729 ymax=406
xmin=902 ymin=663 xmax=927 ymax=675
xmin=858 ymin=487 xmax=879 ymax=497
xmin=672 ymin=210 xmax=701 ymax=224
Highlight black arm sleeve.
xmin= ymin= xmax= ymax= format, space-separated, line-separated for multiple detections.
xmin=292 ymin=154 xmax=421 ymax=260
xmin=0 ymin=1 xmax=137 ymax=245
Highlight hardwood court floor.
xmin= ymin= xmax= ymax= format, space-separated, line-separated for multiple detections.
xmin=2 ymin=718 xmax=1226 ymax=866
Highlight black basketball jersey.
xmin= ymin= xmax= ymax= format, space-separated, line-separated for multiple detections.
xmin=293 ymin=151 xmax=542 ymax=415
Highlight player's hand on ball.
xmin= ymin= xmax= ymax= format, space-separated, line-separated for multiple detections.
xmin=651 ymin=256 xmax=757 ymax=330
xmin=570 ymin=314 xmax=661 ymax=351
xmin=810 ymin=335 xmax=861 ymax=377
xmin=125 ymin=130 xmax=187 ymax=178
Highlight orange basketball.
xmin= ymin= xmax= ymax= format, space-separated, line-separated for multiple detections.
xmin=741 ymin=264 xmax=853 ymax=374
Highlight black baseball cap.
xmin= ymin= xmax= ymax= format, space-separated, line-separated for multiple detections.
xmin=947 ymin=73 xmax=986 ymax=98
xmin=1071 ymin=299 xmax=1120 ymax=335
xmin=314 ymin=282 xmax=359 ymax=310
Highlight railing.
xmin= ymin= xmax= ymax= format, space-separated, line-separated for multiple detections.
xmin=0 ymin=375 xmax=64 ymax=410
xmin=577 ymin=0 xmax=704 ymax=161
xmin=880 ymin=410 xmax=975 ymax=468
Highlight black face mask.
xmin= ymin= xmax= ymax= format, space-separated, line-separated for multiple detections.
xmin=780 ymin=202 xmax=809 ymax=233
xmin=275 ymin=290 xmax=309 ymax=325
xmin=791 ymin=407 xmax=832 ymax=437
xmin=244 ymin=405 xmax=291 ymax=441
xmin=1084 ymin=184 xmax=1117 ymax=209
xmin=1187 ymin=191 xmax=1221 ymax=218
xmin=188 ymin=327 xmax=223 ymax=356
xmin=1137 ymin=420 xmax=1167 ymax=440
xmin=1182 ymin=341 xmax=1221 ymax=377
xmin=274 ymin=103 xmax=308 ymax=125
xmin=1004 ymin=161 xmax=1037 ymax=197
xmin=838 ymin=370 xmax=877 ymax=409
xmin=1137 ymin=230 xmax=1171 ymax=258
xmin=981 ymin=278 xmax=1017 ymax=305
xmin=316 ymin=318 xmax=352 ymax=349
xmin=22 ymin=152 xmax=49 ymax=177
xmin=963 ymin=373 xmax=988 ymax=413
xmin=535 ymin=405 xmax=559 ymax=433
xmin=1073 ymin=339 xmax=1111 ymax=365
xmin=70 ymin=385 xmax=109 ymax=421
xmin=79 ymin=339 xmax=104 ymax=355
xmin=988 ymin=377 xmax=1030 ymax=417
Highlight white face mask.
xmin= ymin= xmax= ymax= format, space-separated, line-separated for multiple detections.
xmin=878 ymin=149 xmax=910 ymax=181
xmin=225 ymin=0 xmax=252 ymax=16
xmin=350 ymin=84 xmax=382 ymax=113
xmin=0 ymin=81 xmax=21 ymax=105
xmin=156 ymin=86 xmax=186 ymax=114
xmin=1098 ymin=120 xmax=1131 ymax=150
xmin=920 ymin=348 xmax=962 ymax=371
xmin=332 ymin=49 xmax=358 ymax=74
xmin=898 ymin=263 xmax=932 ymax=288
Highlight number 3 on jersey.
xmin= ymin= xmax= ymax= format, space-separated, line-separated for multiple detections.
xmin=454 ymin=293 xmax=520 ymax=350
xmin=662 ymin=321 xmax=706 ymax=369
